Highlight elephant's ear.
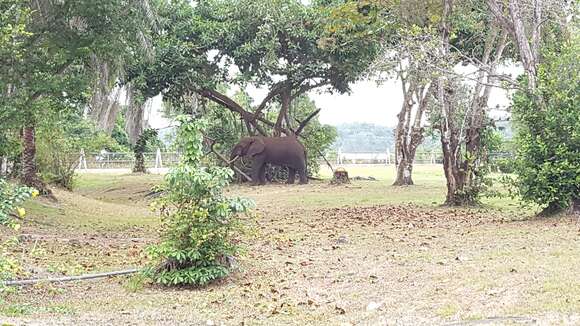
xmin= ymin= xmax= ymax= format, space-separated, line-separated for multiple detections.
xmin=247 ymin=138 xmax=265 ymax=157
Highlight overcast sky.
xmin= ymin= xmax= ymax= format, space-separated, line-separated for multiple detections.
xmin=147 ymin=64 xmax=522 ymax=129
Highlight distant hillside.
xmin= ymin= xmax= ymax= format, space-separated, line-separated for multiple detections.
xmin=332 ymin=122 xmax=441 ymax=153
xmin=333 ymin=123 xmax=394 ymax=152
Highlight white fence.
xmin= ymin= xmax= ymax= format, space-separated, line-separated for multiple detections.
xmin=75 ymin=149 xmax=180 ymax=170
xmin=72 ymin=149 xmax=440 ymax=171
xmin=69 ymin=149 xmax=513 ymax=171
xmin=334 ymin=150 xmax=442 ymax=165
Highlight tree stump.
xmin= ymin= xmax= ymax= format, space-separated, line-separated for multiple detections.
xmin=331 ymin=168 xmax=350 ymax=185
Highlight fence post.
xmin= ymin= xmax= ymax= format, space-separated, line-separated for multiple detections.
xmin=0 ymin=156 xmax=6 ymax=175
xmin=430 ymin=151 xmax=435 ymax=164
xmin=386 ymin=148 xmax=391 ymax=165
xmin=155 ymin=148 xmax=163 ymax=173
xmin=79 ymin=149 xmax=87 ymax=170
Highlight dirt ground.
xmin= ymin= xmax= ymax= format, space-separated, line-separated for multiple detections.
xmin=1 ymin=167 xmax=579 ymax=325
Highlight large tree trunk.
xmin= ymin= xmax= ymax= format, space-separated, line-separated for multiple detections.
xmin=125 ymin=84 xmax=149 ymax=145
xmin=20 ymin=124 xmax=52 ymax=195
xmin=439 ymin=89 xmax=466 ymax=206
xmin=393 ymin=73 xmax=431 ymax=186
xmin=133 ymin=152 xmax=146 ymax=173
xmin=438 ymin=0 xmax=466 ymax=205
xmin=394 ymin=159 xmax=415 ymax=186
xmin=88 ymin=58 xmax=122 ymax=134
xmin=438 ymin=0 xmax=509 ymax=205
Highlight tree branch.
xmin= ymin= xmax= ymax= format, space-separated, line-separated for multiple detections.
xmin=199 ymin=88 xmax=269 ymax=136
xmin=294 ymin=108 xmax=321 ymax=136
xmin=253 ymin=82 xmax=286 ymax=120
xmin=290 ymin=80 xmax=330 ymax=101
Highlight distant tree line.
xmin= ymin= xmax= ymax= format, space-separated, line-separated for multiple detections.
xmin=332 ymin=122 xmax=440 ymax=153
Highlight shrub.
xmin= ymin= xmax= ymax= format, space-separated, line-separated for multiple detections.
xmin=511 ymin=41 xmax=579 ymax=213
xmin=0 ymin=179 xmax=36 ymax=287
xmin=144 ymin=116 xmax=253 ymax=286
xmin=0 ymin=178 xmax=36 ymax=229
xmin=495 ymin=158 xmax=515 ymax=174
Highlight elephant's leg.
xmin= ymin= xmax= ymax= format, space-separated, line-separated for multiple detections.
xmin=259 ymin=164 xmax=267 ymax=185
xmin=298 ymin=165 xmax=308 ymax=184
xmin=287 ymin=167 xmax=296 ymax=184
xmin=251 ymin=158 xmax=265 ymax=186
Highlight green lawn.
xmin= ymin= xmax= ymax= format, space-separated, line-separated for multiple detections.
xmin=2 ymin=165 xmax=577 ymax=325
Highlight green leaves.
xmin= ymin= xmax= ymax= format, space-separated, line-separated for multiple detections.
xmin=512 ymin=39 xmax=580 ymax=212
xmin=133 ymin=128 xmax=159 ymax=173
xmin=0 ymin=178 xmax=35 ymax=230
xmin=145 ymin=117 xmax=254 ymax=286
xmin=129 ymin=0 xmax=384 ymax=111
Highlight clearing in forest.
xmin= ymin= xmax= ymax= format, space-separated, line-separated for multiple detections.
xmin=1 ymin=166 xmax=579 ymax=325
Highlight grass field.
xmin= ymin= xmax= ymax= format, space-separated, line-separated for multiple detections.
xmin=1 ymin=165 xmax=579 ymax=325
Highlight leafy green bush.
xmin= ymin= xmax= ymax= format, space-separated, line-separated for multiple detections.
xmin=1 ymin=178 xmax=35 ymax=287
xmin=0 ymin=237 xmax=21 ymax=289
xmin=511 ymin=40 xmax=579 ymax=213
xmin=0 ymin=178 xmax=36 ymax=229
xmin=495 ymin=158 xmax=515 ymax=174
xmin=145 ymin=116 xmax=253 ymax=286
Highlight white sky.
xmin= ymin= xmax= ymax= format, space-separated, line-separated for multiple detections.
xmin=310 ymin=79 xmax=405 ymax=127
xmin=147 ymin=64 xmax=523 ymax=129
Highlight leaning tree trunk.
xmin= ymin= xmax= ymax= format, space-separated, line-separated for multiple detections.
xmin=20 ymin=124 xmax=52 ymax=195
xmin=486 ymin=0 xmax=542 ymax=91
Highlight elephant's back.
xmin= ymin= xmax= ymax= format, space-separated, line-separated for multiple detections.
xmin=265 ymin=136 xmax=303 ymax=147
xmin=263 ymin=136 xmax=306 ymax=167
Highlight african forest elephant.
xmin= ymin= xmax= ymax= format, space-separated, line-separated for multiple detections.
xmin=230 ymin=136 xmax=308 ymax=185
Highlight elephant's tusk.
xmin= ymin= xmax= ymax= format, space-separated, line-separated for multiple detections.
xmin=227 ymin=155 xmax=240 ymax=165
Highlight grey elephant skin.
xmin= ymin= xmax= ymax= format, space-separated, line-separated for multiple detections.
xmin=230 ymin=136 xmax=308 ymax=185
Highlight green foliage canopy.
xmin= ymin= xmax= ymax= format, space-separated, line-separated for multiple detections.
xmin=511 ymin=38 xmax=580 ymax=212
xmin=128 ymin=0 xmax=385 ymax=119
